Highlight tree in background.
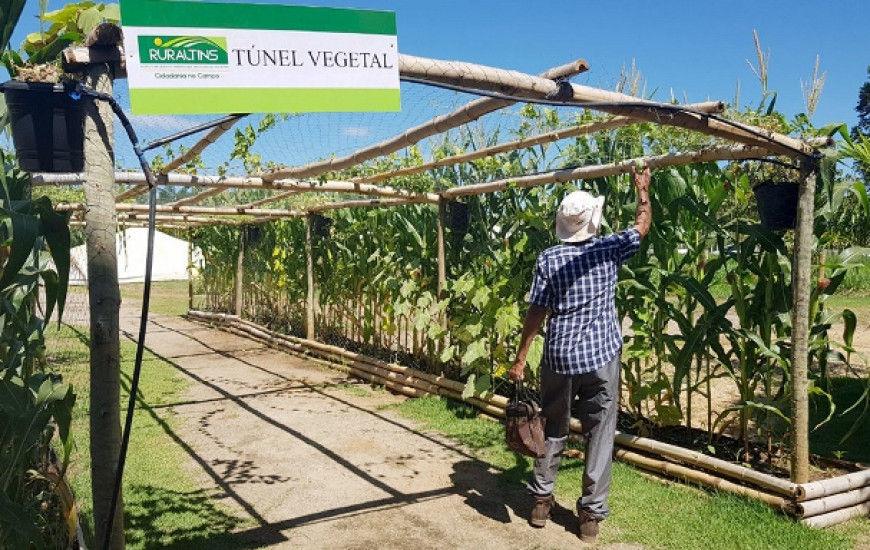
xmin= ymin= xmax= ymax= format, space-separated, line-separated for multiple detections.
xmin=851 ymin=65 xmax=870 ymax=181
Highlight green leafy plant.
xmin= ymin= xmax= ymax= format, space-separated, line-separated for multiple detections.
xmin=0 ymin=150 xmax=75 ymax=548
xmin=1 ymin=1 xmax=120 ymax=82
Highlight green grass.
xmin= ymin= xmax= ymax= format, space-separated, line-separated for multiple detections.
xmin=119 ymin=280 xmax=192 ymax=316
xmin=394 ymin=395 xmax=869 ymax=550
xmin=45 ymin=323 xmax=251 ymax=549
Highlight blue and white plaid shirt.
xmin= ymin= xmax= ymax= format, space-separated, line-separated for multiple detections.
xmin=528 ymin=228 xmax=641 ymax=375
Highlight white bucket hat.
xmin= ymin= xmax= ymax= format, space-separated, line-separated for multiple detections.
xmin=555 ymin=191 xmax=605 ymax=243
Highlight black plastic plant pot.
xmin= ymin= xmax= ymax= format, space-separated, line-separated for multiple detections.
xmin=2 ymin=80 xmax=88 ymax=173
xmin=752 ymin=180 xmax=799 ymax=231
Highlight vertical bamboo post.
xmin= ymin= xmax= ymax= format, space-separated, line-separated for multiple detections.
xmin=187 ymin=228 xmax=194 ymax=311
xmin=305 ymin=215 xmax=315 ymax=340
xmin=82 ymin=63 xmax=125 ymax=550
xmin=234 ymin=229 xmax=245 ymax=317
xmin=437 ymin=198 xmax=447 ymax=353
xmin=790 ymin=158 xmax=818 ymax=484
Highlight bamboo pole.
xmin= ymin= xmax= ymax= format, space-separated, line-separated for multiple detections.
xmin=187 ymin=229 xmax=194 ymax=311
xmin=612 ymin=432 xmax=799 ymax=498
xmin=351 ymin=101 xmax=724 ymax=186
xmin=305 ymin=215 xmax=315 ymax=340
xmin=614 ymin=448 xmax=792 ymax=510
xmin=261 ymin=59 xmax=589 ymax=183
xmin=441 ymin=145 xmax=774 ymax=199
xmin=790 ymin=162 xmax=819 ymax=484
xmin=397 ymin=54 xmax=816 ymax=159
xmin=170 ymin=187 xmax=230 ymax=207
xmin=241 ymin=190 xmax=303 ymax=208
xmin=307 ymin=198 xmax=419 ymax=212
xmin=58 ymin=203 xmax=304 ymax=218
xmin=796 ymin=486 xmax=870 ymax=518
xmin=163 ymin=116 xmax=245 ymax=173
xmin=436 ymin=198 xmax=448 ymax=354
xmin=234 ymin=230 xmax=244 ymax=317
xmin=800 ymin=502 xmax=870 ymax=528
xmin=797 ymin=469 xmax=870 ymax=501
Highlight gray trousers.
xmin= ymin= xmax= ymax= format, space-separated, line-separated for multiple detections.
xmin=527 ymin=354 xmax=620 ymax=520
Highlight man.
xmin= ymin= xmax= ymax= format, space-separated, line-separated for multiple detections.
xmin=508 ymin=167 xmax=652 ymax=544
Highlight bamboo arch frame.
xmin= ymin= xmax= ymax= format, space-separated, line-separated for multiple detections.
xmin=50 ymin=47 xmax=839 ymax=493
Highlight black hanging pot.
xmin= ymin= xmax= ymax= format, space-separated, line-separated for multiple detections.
xmin=752 ymin=180 xmax=799 ymax=230
xmin=2 ymin=80 xmax=88 ymax=173
xmin=448 ymin=200 xmax=470 ymax=234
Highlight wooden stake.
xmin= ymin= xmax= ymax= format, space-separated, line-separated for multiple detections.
xmin=790 ymin=161 xmax=818 ymax=484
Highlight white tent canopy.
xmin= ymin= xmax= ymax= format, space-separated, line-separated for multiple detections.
xmin=69 ymin=228 xmax=202 ymax=285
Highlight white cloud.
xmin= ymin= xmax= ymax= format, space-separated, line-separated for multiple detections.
xmin=342 ymin=126 xmax=370 ymax=138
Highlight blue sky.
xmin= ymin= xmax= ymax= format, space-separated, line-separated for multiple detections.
xmin=9 ymin=0 xmax=869 ymax=132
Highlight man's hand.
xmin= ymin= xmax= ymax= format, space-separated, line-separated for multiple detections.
xmin=508 ymin=361 xmax=525 ymax=382
xmin=633 ymin=166 xmax=651 ymax=192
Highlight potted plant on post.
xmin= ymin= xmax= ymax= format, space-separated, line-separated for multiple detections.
xmin=1 ymin=1 xmax=120 ymax=173
xmin=748 ymin=159 xmax=801 ymax=231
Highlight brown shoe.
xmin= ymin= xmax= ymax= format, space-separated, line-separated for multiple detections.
xmin=529 ymin=494 xmax=554 ymax=528
xmin=578 ymin=508 xmax=600 ymax=543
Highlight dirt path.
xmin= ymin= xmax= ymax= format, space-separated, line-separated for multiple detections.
xmin=120 ymin=310 xmax=637 ymax=550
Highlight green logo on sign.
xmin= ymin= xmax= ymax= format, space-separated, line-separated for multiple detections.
xmin=139 ymin=36 xmax=229 ymax=64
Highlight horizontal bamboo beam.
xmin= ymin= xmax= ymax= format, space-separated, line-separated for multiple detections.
xmin=797 ymin=469 xmax=870 ymax=501
xmin=260 ymin=59 xmax=590 ymax=183
xmin=441 ymin=145 xmax=774 ymax=199
xmin=801 ymin=502 xmax=870 ymax=528
xmin=240 ymin=190 xmax=302 ymax=209
xmin=796 ymin=485 xmax=870 ymax=518
xmin=307 ymin=198 xmax=419 ymax=213
xmin=116 ymin=213 xmax=221 ymax=224
xmin=58 ymin=203 xmax=303 ymax=218
xmin=352 ymin=101 xmax=725 ymax=186
xmin=614 ymin=448 xmax=792 ymax=510
xmin=397 ymin=54 xmax=817 ymax=159
xmin=614 ymin=432 xmax=798 ymax=498
xmin=34 ymin=172 xmax=440 ymax=203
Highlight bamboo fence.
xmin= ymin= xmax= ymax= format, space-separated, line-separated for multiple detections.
xmin=186 ymin=311 xmax=870 ymax=528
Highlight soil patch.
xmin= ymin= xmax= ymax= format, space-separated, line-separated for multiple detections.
xmin=121 ymin=310 xmax=639 ymax=549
